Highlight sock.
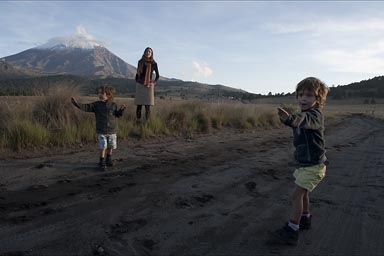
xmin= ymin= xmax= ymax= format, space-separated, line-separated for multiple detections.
xmin=302 ymin=212 xmax=311 ymax=218
xmin=288 ymin=220 xmax=300 ymax=231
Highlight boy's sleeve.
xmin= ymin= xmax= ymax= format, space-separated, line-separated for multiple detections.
xmin=114 ymin=103 xmax=124 ymax=118
xmin=77 ymin=102 xmax=96 ymax=113
xmin=115 ymin=108 xmax=124 ymax=117
xmin=285 ymin=109 xmax=323 ymax=129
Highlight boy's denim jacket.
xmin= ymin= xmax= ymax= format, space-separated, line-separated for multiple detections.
xmin=76 ymin=100 xmax=124 ymax=134
xmin=282 ymin=107 xmax=327 ymax=167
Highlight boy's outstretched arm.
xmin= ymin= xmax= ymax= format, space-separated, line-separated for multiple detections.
xmin=277 ymin=107 xmax=290 ymax=124
xmin=279 ymin=108 xmax=322 ymax=129
xmin=71 ymin=97 xmax=95 ymax=112
xmin=115 ymin=104 xmax=126 ymax=117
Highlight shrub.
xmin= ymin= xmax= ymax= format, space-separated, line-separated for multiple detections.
xmin=258 ymin=111 xmax=280 ymax=128
xmin=6 ymin=120 xmax=49 ymax=151
xmin=165 ymin=111 xmax=187 ymax=134
xmin=32 ymin=84 xmax=80 ymax=129
xmin=195 ymin=111 xmax=211 ymax=133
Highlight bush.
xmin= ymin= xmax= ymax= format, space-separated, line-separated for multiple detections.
xmin=6 ymin=120 xmax=49 ymax=151
xmin=0 ymin=94 xmax=286 ymax=151
xmin=33 ymin=84 xmax=80 ymax=129
xmin=195 ymin=111 xmax=211 ymax=133
xmin=165 ymin=111 xmax=187 ymax=134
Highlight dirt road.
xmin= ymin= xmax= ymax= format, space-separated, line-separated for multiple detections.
xmin=0 ymin=114 xmax=383 ymax=255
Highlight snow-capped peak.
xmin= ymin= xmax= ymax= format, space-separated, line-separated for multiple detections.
xmin=36 ymin=25 xmax=105 ymax=50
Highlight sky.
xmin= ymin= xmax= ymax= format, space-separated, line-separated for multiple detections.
xmin=1 ymin=1 xmax=384 ymax=95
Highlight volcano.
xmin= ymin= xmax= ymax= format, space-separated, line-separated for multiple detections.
xmin=3 ymin=29 xmax=137 ymax=79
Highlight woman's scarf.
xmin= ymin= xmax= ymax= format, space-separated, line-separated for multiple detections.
xmin=138 ymin=57 xmax=153 ymax=86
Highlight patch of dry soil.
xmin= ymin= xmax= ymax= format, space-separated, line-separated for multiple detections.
xmin=0 ymin=114 xmax=383 ymax=255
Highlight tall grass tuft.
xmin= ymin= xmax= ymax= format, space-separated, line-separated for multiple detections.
xmin=33 ymin=84 xmax=81 ymax=129
xmin=195 ymin=111 xmax=211 ymax=133
xmin=0 ymin=93 xmax=283 ymax=152
xmin=165 ymin=111 xmax=187 ymax=135
xmin=6 ymin=120 xmax=49 ymax=151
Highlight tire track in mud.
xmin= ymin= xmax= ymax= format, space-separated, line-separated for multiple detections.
xmin=0 ymin=128 xmax=289 ymax=254
xmin=0 ymin=210 xmax=103 ymax=252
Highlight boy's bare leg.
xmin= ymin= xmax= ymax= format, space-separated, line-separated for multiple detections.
xmin=100 ymin=149 xmax=106 ymax=158
xmin=290 ymin=186 xmax=308 ymax=224
xmin=303 ymin=190 xmax=310 ymax=213
xmin=106 ymin=148 xmax=113 ymax=156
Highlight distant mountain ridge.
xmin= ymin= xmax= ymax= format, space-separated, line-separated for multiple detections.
xmin=1 ymin=32 xmax=383 ymax=100
xmin=2 ymin=28 xmax=140 ymax=79
xmin=329 ymin=76 xmax=384 ymax=99
xmin=0 ymin=33 xmax=247 ymax=98
xmin=3 ymin=46 xmax=137 ymax=79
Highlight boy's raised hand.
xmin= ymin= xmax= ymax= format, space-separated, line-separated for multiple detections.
xmin=277 ymin=107 xmax=290 ymax=122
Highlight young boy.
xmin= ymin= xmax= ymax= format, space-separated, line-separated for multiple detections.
xmin=71 ymin=85 xmax=126 ymax=170
xmin=274 ymin=77 xmax=330 ymax=245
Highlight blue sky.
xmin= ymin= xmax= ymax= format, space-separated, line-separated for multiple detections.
xmin=1 ymin=1 xmax=383 ymax=94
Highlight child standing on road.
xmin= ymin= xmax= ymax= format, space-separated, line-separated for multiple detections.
xmin=274 ymin=77 xmax=330 ymax=245
xmin=71 ymin=85 xmax=126 ymax=170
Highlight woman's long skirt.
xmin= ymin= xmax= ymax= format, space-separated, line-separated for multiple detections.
xmin=134 ymin=82 xmax=155 ymax=106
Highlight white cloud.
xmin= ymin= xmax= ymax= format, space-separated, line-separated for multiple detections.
xmin=266 ymin=18 xmax=384 ymax=75
xmin=316 ymin=42 xmax=384 ymax=74
xmin=192 ymin=61 xmax=213 ymax=78
xmin=265 ymin=18 xmax=384 ymax=35
xmin=75 ymin=25 xmax=94 ymax=40
xmin=179 ymin=61 xmax=213 ymax=82
xmin=36 ymin=25 xmax=105 ymax=49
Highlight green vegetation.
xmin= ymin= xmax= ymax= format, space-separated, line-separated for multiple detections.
xmin=329 ymin=76 xmax=384 ymax=100
xmin=0 ymin=86 xmax=281 ymax=152
xmin=3 ymin=79 xmax=383 ymax=153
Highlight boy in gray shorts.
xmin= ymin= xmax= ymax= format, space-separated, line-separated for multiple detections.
xmin=71 ymin=85 xmax=126 ymax=170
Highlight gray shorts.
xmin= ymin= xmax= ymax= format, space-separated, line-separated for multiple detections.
xmin=97 ymin=134 xmax=117 ymax=149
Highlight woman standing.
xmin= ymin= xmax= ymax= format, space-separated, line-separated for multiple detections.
xmin=134 ymin=47 xmax=160 ymax=121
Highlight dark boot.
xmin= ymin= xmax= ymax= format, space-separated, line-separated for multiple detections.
xmin=99 ymin=157 xmax=106 ymax=170
xmin=273 ymin=223 xmax=299 ymax=246
xmin=300 ymin=215 xmax=312 ymax=230
xmin=106 ymin=154 xmax=113 ymax=167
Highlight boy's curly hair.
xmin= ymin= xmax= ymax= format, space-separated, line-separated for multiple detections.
xmin=296 ymin=77 xmax=330 ymax=107
xmin=97 ymin=85 xmax=116 ymax=100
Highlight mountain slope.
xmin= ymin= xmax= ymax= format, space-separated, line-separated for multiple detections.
xmin=330 ymin=76 xmax=384 ymax=99
xmin=4 ymin=46 xmax=136 ymax=79
xmin=0 ymin=59 xmax=35 ymax=79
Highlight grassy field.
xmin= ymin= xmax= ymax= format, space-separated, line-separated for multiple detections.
xmin=1 ymin=88 xmax=383 ymax=152
xmin=0 ymin=93 xmax=280 ymax=152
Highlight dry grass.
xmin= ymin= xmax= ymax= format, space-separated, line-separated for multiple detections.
xmin=1 ymin=89 xmax=383 ymax=152
xmin=325 ymin=102 xmax=384 ymax=119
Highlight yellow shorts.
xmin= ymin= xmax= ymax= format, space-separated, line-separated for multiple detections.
xmin=293 ymin=163 xmax=326 ymax=192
